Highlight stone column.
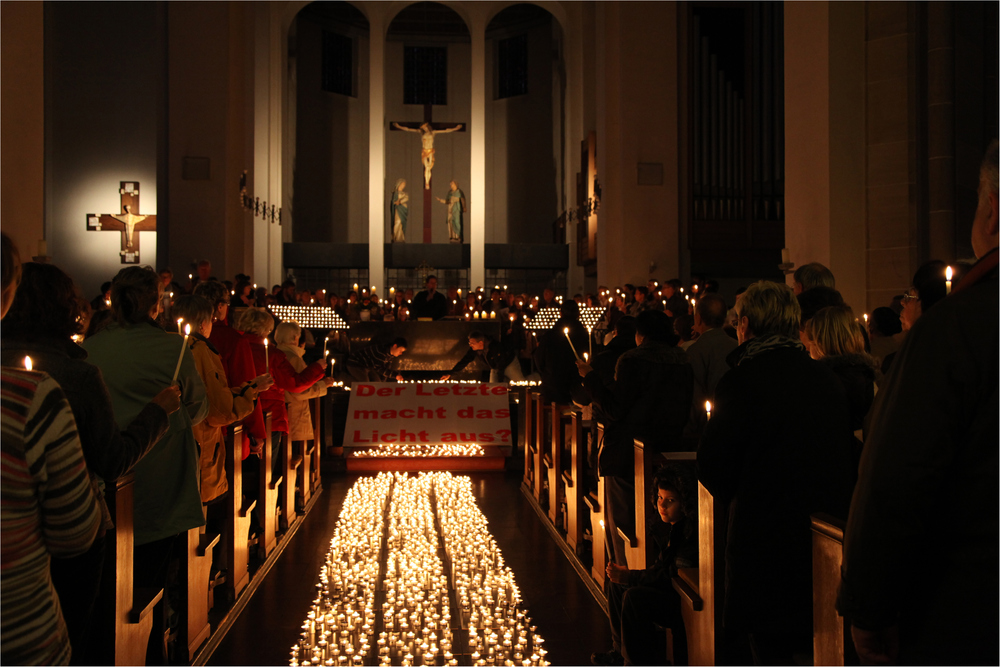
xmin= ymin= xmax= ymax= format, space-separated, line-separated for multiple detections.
xmin=470 ymin=23 xmax=486 ymax=289
xmin=368 ymin=17 xmax=386 ymax=294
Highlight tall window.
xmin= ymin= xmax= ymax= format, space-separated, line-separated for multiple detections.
xmin=322 ymin=31 xmax=354 ymax=97
xmin=404 ymin=46 xmax=448 ymax=105
xmin=497 ymin=34 xmax=528 ymax=99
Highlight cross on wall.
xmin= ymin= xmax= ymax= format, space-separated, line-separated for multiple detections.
xmin=85 ymin=181 xmax=157 ymax=264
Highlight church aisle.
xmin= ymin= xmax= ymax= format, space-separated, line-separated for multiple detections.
xmin=208 ymin=470 xmax=611 ymax=666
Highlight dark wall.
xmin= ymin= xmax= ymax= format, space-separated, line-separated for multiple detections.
xmin=44 ymin=1 xmax=163 ymax=297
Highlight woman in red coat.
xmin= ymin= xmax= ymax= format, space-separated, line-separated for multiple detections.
xmin=236 ymin=308 xmax=326 ymax=480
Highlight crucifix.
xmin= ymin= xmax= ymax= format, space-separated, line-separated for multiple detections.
xmin=391 ymin=104 xmax=464 ymax=243
xmin=86 ymin=181 xmax=157 ymax=264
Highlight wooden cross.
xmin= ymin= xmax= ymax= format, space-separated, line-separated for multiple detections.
xmin=390 ymin=104 xmax=465 ymax=243
xmin=86 ymin=181 xmax=157 ymax=264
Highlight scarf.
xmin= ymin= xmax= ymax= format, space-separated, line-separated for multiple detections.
xmin=727 ymin=333 xmax=805 ymax=368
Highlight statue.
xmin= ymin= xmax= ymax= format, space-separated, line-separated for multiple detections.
xmin=391 ymin=179 xmax=409 ymax=242
xmin=392 ymin=121 xmax=463 ymax=189
xmin=436 ymin=181 xmax=466 ymax=243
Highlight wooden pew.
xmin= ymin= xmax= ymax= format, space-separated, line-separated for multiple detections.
xmin=181 ymin=521 xmax=218 ymax=660
xmin=531 ymin=389 xmax=545 ymax=504
xmin=281 ymin=426 xmax=298 ymax=532
xmin=584 ymin=422 xmax=607 ymax=587
xmin=561 ymin=406 xmax=587 ymax=555
xmin=671 ymin=480 xmax=726 ymax=665
xmin=224 ymin=422 xmax=254 ymax=603
xmin=99 ymin=472 xmax=163 ymax=666
xmin=259 ymin=411 xmax=281 ymax=560
xmin=520 ymin=386 xmax=535 ymax=494
xmin=546 ymin=403 xmax=570 ymax=526
xmin=616 ymin=438 xmax=659 ymax=570
xmin=812 ymin=513 xmax=856 ymax=665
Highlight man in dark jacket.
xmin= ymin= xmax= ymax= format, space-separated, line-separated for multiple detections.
xmin=838 ymin=141 xmax=999 ymax=665
xmin=577 ymin=310 xmax=693 ymax=570
xmin=411 ymin=275 xmax=448 ymax=320
xmin=346 ymin=338 xmax=406 ymax=383
xmin=697 ymin=280 xmax=854 ymax=665
xmin=441 ymin=330 xmax=521 ymax=383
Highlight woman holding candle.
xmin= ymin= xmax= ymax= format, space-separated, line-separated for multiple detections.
xmin=1 ymin=261 xmax=184 ymax=662
xmin=237 ymin=307 xmax=326 ymax=483
xmin=274 ymin=321 xmax=335 ymax=502
xmin=172 ymin=295 xmax=272 ymax=583
xmin=80 ymin=265 xmax=208 ymax=662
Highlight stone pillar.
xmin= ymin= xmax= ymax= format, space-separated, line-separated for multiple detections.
xmin=368 ymin=17 xmax=386 ymax=293
xmin=784 ymin=1 xmax=867 ymax=312
xmin=926 ymin=1 xmax=955 ymax=262
xmin=1 ymin=2 xmax=44 ymax=260
xmin=470 ymin=23 xmax=486 ymax=290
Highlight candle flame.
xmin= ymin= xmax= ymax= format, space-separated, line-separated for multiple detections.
xmin=583 ymin=352 xmax=589 ymax=362
xmin=705 ymin=400 xmax=712 ymax=413
xmin=184 ymin=324 xmax=191 ymax=336
xmin=563 ymin=327 xmax=569 ymax=335
xmin=24 ymin=356 xmax=32 ymax=371
xmin=946 ymin=266 xmax=953 ymax=281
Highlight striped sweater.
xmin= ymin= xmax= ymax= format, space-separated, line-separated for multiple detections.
xmin=1 ymin=369 xmax=100 ymax=666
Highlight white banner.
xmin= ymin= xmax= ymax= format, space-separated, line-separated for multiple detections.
xmin=344 ymin=382 xmax=513 ymax=447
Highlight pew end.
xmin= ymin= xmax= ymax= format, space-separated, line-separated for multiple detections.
xmin=811 ymin=513 xmax=857 ymax=666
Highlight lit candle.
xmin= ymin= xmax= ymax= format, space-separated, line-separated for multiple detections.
xmin=945 ymin=266 xmax=953 ymax=294
xmin=583 ymin=352 xmax=588 ymax=363
xmin=371 ymin=285 xmax=377 ymax=293
xmin=863 ymin=313 xmax=869 ymax=325
xmin=171 ymin=324 xmax=192 ymax=382
xmin=563 ymin=327 xmax=580 ymax=361
xmin=705 ymin=400 xmax=712 ymax=421
xmin=23 ymin=356 xmax=32 ymax=371
xmin=323 ymin=336 xmax=329 ymax=355
xmin=264 ymin=337 xmax=269 ymax=372
xmin=489 ymin=311 xmax=496 ymax=319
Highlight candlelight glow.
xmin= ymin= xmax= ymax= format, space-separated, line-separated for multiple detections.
xmin=23 ymin=356 xmax=32 ymax=371
xmin=289 ymin=473 xmax=549 ymax=667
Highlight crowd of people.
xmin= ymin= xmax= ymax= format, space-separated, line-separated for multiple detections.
xmin=0 ymin=142 xmax=995 ymax=666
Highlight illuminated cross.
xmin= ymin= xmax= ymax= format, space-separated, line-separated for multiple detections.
xmin=86 ymin=181 xmax=157 ymax=264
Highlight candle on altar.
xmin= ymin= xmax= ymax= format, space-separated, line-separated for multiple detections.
xmin=705 ymin=400 xmax=712 ymax=421
xmin=474 ymin=311 xmax=480 ymax=320
xmin=171 ymin=324 xmax=192 ymax=382
xmin=23 ymin=356 xmax=32 ymax=371
xmin=489 ymin=311 xmax=496 ymax=319
xmin=563 ymin=327 xmax=581 ymax=361
xmin=945 ymin=266 xmax=953 ymax=294
xmin=264 ymin=337 xmax=269 ymax=372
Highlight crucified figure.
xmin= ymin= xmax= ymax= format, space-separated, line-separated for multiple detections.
xmin=392 ymin=121 xmax=463 ymax=189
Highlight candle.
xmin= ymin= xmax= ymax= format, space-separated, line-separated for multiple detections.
xmin=353 ymin=283 xmax=359 ymax=292
xmin=323 ymin=336 xmax=329 ymax=355
xmin=945 ymin=266 xmax=953 ymax=294
xmin=705 ymin=400 xmax=712 ymax=421
xmin=264 ymin=337 xmax=269 ymax=372
xmin=863 ymin=313 xmax=869 ymax=325
xmin=583 ymin=352 xmax=588 ymax=363
xmin=489 ymin=311 xmax=496 ymax=319
xmin=371 ymin=285 xmax=377 ymax=293
xmin=23 ymin=356 xmax=32 ymax=371
xmin=563 ymin=327 xmax=581 ymax=361
xmin=172 ymin=324 xmax=192 ymax=382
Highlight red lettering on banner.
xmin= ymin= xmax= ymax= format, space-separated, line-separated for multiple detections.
xmin=496 ymin=408 xmax=509 ymax=419
xmin=357 ymin=385 xmax=375 ymax=396
xmin=492 ymin=386 xmax=507 ymax=395
xmin=434 ymin=387 xmax=449 ymax=396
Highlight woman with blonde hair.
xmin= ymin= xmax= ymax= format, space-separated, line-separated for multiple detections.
xmin=805 ymin=305 xmax=878 ymax=460
xmin=274 ymin=321 xmax=334 ymax=503
xmin=236 ymin=308 xmax=326 ymax=486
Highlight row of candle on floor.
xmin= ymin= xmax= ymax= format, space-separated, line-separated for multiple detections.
xmin=350 ymin=443 xmax=486 ymax=458
xmin=292 ymin=474 xmax=391 ymax=666
xmin=434 ymin=477 xmax=547 ymax=666
xmin=291 ymin=473 xmax=548 ymax=667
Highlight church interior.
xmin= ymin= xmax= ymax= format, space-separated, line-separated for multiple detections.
xmin=1 ymin=1 xmax=997 ymax=666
